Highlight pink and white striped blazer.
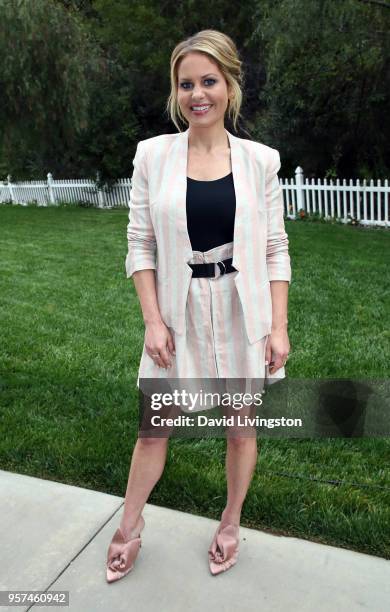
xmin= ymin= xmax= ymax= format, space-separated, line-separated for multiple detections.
xmin=125 ymin=127 xmax=291 ymax=344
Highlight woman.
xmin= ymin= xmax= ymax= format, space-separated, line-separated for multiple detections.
xmin=106 ymin=29 xmax=291 ymax=582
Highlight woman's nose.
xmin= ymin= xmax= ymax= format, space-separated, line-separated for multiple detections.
xmin=192 ymin=85 xmax=205 ymax=97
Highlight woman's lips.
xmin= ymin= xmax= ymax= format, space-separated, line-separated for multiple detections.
xmin=190 ymin=104 xmax=213 ymax=115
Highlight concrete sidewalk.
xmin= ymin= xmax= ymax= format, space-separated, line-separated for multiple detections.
xmin=1 ymin=469 xmax=389 ymax=612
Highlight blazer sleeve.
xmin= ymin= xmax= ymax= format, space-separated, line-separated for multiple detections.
xmin=265 ymin=149 xmax=292 ymax=284
xmin=125 ymin=141 xmax=157 ymax=278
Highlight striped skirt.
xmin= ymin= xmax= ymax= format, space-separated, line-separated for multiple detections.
xmin=137 ymin=241 xmax=285 ymax=413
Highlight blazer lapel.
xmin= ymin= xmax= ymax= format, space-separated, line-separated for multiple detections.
xmin=153 ymin=126 xmax=271 ymax=341
xmin=174 ymin=127 xmax=248 ymax=273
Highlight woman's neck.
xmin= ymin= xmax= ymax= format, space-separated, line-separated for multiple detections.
xmin=187 ymin=123 xmax=229 ymax=154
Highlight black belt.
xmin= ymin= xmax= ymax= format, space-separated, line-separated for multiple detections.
xmin=188 ymin=257 xmax=237 ymax=278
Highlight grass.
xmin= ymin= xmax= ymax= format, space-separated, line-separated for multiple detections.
xmin=0 ymin=204 xmax=389 ymax=558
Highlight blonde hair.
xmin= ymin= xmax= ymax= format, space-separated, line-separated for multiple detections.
xmin=166 ymin=30 xmax=244 ymax=133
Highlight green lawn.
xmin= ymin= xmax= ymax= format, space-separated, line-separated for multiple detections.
xmin=0 ymin=204 xmax=389 ymax=558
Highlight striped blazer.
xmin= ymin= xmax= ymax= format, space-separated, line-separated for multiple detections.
xmin=125 ymin=127 xmax=292 ymax=345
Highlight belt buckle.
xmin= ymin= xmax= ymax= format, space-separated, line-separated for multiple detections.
xmin=215 ymin=260 xmax=226 ymax=277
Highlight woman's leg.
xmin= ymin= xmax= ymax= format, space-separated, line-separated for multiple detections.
xmin=220 ymin=437 xmax=257 ymax=527
xmin=221 ymin=403 xmax=258 ymax=527
xmin=119 ymin=436 xmax=169 ymax=540
xmin=118 ymin=391 xmax=181 ymax=540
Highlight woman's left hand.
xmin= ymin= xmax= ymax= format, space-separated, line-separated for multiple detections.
xmin=265 ymin=328 xmax=290 ymax=374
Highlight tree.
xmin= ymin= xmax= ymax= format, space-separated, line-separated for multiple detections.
xmin=251 ymin=0 xmax=390 ymax=178
xmin=0 ymin=0 xmax=102 ymax=177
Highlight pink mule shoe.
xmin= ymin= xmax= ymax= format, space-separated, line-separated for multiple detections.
xmin=106 ymin=515 xmax=145 ymax=583
xmin=208 ymin=523 xmax=240 ymax=575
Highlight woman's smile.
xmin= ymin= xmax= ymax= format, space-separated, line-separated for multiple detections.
xmin=191 ymin=104 xmax=214 ymax=116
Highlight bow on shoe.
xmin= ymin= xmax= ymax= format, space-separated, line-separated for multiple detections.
xmin=106 ymin=519 xmax=144 ymax=584
xmin=208 ymin=524 xmax=239 ymax=575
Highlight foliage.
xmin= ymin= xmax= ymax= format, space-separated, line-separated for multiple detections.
xmin=252 ymin=0 xmax=390 ymax=178
xmin=0 ymin=0 xmax=103 ymax=177
xmin=0 ymin=0 xmax=389 ymax=181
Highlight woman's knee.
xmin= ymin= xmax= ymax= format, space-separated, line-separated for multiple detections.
xmin=136 ymin=435 xmax=170 ymax=448
xmin=226 ymin=429 xmax=257 ymax=445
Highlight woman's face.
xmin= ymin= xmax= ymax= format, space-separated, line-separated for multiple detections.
xmin=177 ymin=52 xmax=231 ymax=128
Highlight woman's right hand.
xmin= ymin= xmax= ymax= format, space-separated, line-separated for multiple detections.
xmin=144 ymin=320 xmax=176 ymax=369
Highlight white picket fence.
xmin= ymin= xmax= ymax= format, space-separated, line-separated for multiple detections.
xmin=0 ymin=173 xmax=131 ymax=210
xmin=1 ymin=168 xmax=389 ymax=227
xmin=281 ymin=168 xmax=389 ymax=227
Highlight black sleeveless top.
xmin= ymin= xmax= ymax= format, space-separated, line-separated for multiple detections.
xmin=186 ymin=172 xmax=236 ymax=252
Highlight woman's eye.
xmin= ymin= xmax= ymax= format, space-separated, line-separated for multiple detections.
xmin=180 ymin=79 xmax=216 ymax=89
